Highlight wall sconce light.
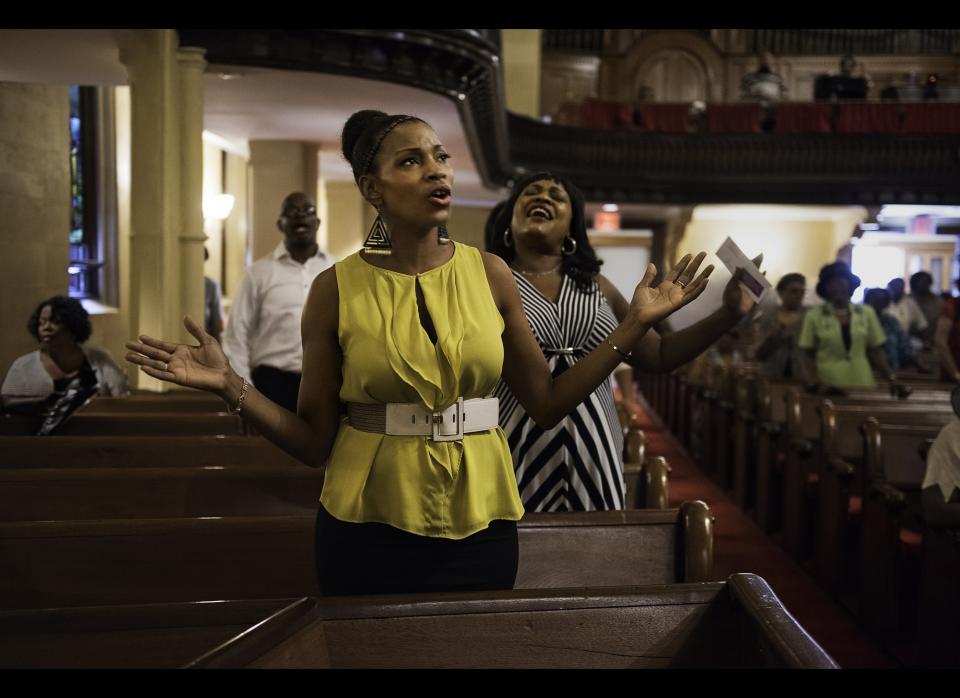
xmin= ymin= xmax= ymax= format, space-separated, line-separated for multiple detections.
xmin=203 ymin=193 xmax=235 ymax=221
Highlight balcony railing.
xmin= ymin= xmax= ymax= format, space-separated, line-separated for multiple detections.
xmin=508 ymin=111 xmax=960 ymax=205
xmin=543 ymin=29 xmax=606 ymax=53
xmin=751 ymin=29 xmax=960 ymax=55
xmin=555 ymin=98 xmax=960 ymax=135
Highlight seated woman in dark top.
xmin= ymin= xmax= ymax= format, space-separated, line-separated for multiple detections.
xmin=1 ymin=295 xmax=129 ymax=411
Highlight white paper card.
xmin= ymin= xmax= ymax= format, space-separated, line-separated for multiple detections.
xmin=715 ymin=237 xmax=770 ymax=302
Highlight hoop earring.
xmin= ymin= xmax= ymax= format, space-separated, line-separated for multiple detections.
xmin=503 ymin=228 xmax=513 ymax=248
xmin=562 ymin=236 xmax=577 ymax=256
xmin=438 ymin=223 xmax=451 ymax=245
xmin=363 ymin=211 xmax=392 ymax=255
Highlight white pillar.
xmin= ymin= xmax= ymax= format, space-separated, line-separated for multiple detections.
xmin=177 ymin=46 xmax=208 ymax=338
xmin=118 ymin=29 xmax=182 ymax=390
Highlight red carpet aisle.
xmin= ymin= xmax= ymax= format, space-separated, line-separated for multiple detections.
xmin=633 ymin=398 xmax=897 ymax=668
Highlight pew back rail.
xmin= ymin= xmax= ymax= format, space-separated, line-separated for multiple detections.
xmin=186 ymin=574 xmax=838 ymax=669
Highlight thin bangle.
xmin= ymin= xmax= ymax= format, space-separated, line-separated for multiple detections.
xmin=606 ymin=336 xmax=633 ymax=361
xmin=230 ymin=377 xmax=249 ymax=415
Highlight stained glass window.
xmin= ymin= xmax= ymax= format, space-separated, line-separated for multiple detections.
xmin=68 ymin=85 xmax=101 ymax=299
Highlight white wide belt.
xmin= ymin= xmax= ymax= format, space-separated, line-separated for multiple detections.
xmin=346 ymin=397 xmax=499 ymax=442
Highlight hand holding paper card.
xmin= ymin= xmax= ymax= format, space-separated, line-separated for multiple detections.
xmin=716 ymin=237 xmax=770 ymax=303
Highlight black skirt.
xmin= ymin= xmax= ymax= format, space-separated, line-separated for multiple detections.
xmin=314 ymin=505 xmax=519 ymax=596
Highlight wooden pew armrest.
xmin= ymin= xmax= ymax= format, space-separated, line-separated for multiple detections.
xmin=679 ymin=500 xmax=715 ymax=583
xmin=825 ymin=456 xmax=856 ymax=479
xmin=623 ymin=427 xmax=646 ymax=465
xmin=869 ymin=480 xmax=906 ymax=510
xmin=642 ymin=456 xmax=671 ymax=510
xmin=789 ymin=437 xmax=813 ymax=456
xmin=728 ymin=574 xmax=840 ymax=669
xmin=758 ymin=421 xmax=781 ymax=436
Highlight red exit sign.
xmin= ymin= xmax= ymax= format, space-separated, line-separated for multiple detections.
xmin=594 ymin=210 xmax=621 ymax=231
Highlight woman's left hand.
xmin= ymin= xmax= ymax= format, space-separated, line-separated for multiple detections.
xmin=721 ymin=253 xmax=765 ymax=317
xmin=628 ymin=252 xmax=714 ymax=327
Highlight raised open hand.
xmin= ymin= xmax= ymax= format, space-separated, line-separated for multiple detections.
xmin=722 ymin=253 xmax=765 ymax=317
xmin=125 ymin=316 xmax=232 ymax=394
xmin=628 ymin=252 xmax=714 ymax=327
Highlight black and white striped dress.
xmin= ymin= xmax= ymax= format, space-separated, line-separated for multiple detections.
xmin=495 ymin=271 xmax=625 ymax=511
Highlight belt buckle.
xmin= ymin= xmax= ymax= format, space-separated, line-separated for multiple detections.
xmin=431 ymin=397 xmax=465 ymax=442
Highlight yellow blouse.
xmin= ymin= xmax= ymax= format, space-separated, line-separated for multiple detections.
xmin=320 ymin=242 xmax=525 ymax=539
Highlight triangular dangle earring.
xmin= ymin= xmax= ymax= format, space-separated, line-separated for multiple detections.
xmin=363 ymin=209 xmax=393 ymax=255
xmin=437 ymin=223 xmax=451 ymax=245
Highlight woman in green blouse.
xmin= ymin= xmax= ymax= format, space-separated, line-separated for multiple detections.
xmin=798 ymin=262 xmax=909 ymax=397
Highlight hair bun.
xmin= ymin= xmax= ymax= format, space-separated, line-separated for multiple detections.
xmin=341 ymin=110 xmax=389 ymax=164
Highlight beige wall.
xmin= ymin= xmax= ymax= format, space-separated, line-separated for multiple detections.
xmin=202 ymin=140 xmax=223 ymax=286
xmin=662 ymin=205 xmax=863 ymax=331
xmin=223 ymin=152 xmax=248 ymax=299
xmin=0 ymin=82 xmax=70 ymax=375
xmin=447 ymin=204 xmax=492 ymax=251
xmin=324 ymin=180 xmax=367 ymax=261
xmin=502 ymin=29 xmax=543 ymax=118
xmin=677 ymin=205 xmax=866 ymax=306
xmin=249 ymin=141 xmax=302 ymax=262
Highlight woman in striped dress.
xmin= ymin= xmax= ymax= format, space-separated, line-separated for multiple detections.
xmin=487 ymin=172 xmax=762 ymax=511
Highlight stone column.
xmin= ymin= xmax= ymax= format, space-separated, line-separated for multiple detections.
xmin=177 ymin=46 xmax=208 ymax=339
xmin=501 ymin=29 xmax=543 ymax=118
xmin=118 ymin=29 xmax=182 ymax=390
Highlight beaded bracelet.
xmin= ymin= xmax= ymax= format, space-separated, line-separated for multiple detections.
xmin=605 ymin=336 xmax=633 ymax=360
xmin=230 ymin=377 xmax=249 ymax=415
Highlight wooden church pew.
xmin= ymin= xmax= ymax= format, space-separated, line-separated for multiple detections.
xmin=777 ymin=388 xmax=949 ymax=561
xmin=0 ymin=413 xmax=244 ymax=436
xmin=752 ymin=378 xmax=951 ymax=535
xmin=858 ymin=420 xmax=941 ymax=643
xmin=0 ymin=598 xmax=295 ymax=669
xmin=185 ymin=573 xmax=838 ymax=669
xmin=811 ymin=400 xmax=953 ymax=594
xmin=0 ymin=504 xmax=714 ymax=610
xmin=918 ymin=524 xmax=960 ymax=668
xmin=0 ymin=464 xmax=323 ymax=521
xmin=82 ymin=393 xmax=227 ymax=414
xmin=0 ymin=435 xmax=299 ymax=469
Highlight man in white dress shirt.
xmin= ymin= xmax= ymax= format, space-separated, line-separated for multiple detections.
xmin=221 ymin=192 xmax=335 ymax=412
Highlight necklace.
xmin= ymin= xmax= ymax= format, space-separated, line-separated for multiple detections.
xmin=512 ymin=262 xmax=561 ymax=278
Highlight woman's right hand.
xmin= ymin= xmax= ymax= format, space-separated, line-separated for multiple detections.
xmin=125 ymin=315 xmax=233 ymax=395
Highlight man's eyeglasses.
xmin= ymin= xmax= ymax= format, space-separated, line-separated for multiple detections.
xmin=284 ymin=206 xmax=317 ymax=217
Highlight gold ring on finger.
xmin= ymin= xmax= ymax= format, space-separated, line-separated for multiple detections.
xmin=676 ymin=281 xmax=687 ymax=289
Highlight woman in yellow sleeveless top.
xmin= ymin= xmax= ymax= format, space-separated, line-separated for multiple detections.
xmin=125 ymin=110 xmax=716 ymax=595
